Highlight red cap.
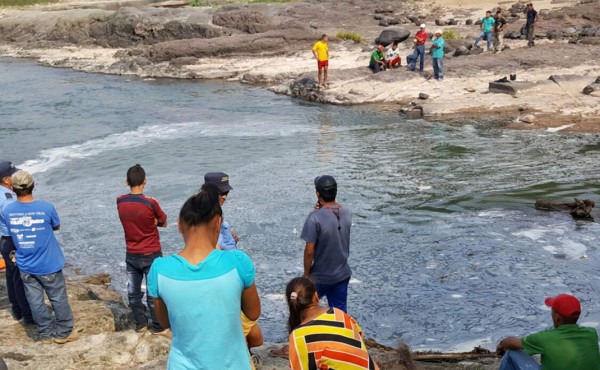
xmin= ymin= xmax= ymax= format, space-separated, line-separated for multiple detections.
xmin=545 ymin=294 xmax=581 ymax=319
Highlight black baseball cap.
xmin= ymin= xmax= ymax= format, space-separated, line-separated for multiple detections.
xmin=204 ymin=172 xmax=233 ymax=193
xmin=0 ymin=161 xmax=19 ymax=179
xmin=314 ymin=175 xmax=337 ymax=194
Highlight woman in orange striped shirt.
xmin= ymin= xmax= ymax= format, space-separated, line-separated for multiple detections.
xmin=286 ymin=276 xmax=379 ymax=370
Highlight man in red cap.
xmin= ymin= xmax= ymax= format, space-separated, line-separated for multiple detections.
xmin=496 ymin=294 xmax=600 ymax=370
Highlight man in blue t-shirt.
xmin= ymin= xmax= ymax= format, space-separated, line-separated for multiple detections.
xmin=203 ymin=172 xmax=239 ymax=250
xmin=1 ymin=170 xmax=75 ymax=344
xmin=0 ymin=160 xmax=33 ymax=325
xmin=431 ymin=29 xmax=445 ymax=81
xmin=526 ymin=2 xmax=539 ymax=47
xmin=301 ymin=175 xmax=352 ymax=313
xmin=474 ymin=11 xmax=496 ymax=51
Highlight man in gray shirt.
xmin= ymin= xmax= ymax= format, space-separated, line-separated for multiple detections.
xmin=301 ymin=175 xmax=352 ymax=312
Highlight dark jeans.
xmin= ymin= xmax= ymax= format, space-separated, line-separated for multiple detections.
xmin=316 ymin=277 xmax=350 ymax=313
xmin=0 ymin=236 xmax=32 ymax=321
xmin=21 ymin=270 xmax=73 ymax=340
xmin=126 ymin=252 xmax=163 ymax=331
xmin=369 ymin=60 xmax=384 ymax=73
xmin=432 ymin=57 xmax=444 ymax=79
xmin=408 ymin=45 xmax=425 ymax=71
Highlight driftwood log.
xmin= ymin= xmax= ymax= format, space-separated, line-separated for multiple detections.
xmin=535 ymin=198 xmax=595 ymax=218
xmin=413 ymin=346 xmax=496 ymax=362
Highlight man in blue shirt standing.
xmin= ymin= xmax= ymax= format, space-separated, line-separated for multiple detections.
xmin=0 ymin=160 xmax=33 ymax=325
xmin=1 ymin=170 xmax=76 ymax=344
xmin=431 ymin=29 xmax=445 ymax=81
xmin=474 ymin=11 xmax=496 ymax=51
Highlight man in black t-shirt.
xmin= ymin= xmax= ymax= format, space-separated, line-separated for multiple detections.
xmin=494 ymin=11 xmax=508 ymax=52
xmin=526 ymin=3 xmax=539 ymax=47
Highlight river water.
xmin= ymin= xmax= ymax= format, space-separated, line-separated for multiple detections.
xmin=2 ymin=57 xmax=600 ymax=351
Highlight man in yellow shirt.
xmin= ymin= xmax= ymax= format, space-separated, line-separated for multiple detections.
xmin=312 ymin=34 xmax=329 ymax=88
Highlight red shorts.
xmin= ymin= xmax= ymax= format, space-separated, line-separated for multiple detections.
xmin=318 ymin=60 xmax=329 ymax=69
xmin=388 ymin=56 xmax=400 ymax=66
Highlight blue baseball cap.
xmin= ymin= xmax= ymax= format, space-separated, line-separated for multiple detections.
xmin=0 ymin=161 xmax=19 ymax=179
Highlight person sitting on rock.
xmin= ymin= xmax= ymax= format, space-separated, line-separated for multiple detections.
xmin=286 ymin=276 xmax=378 ymax=370
xmin=496 ymin=294 xmax=600 ymax=370
xmin=386 ymin=42 xmax=401 ymax=70
xmin=369 ymin=44 xmax=386 ymax=73
xmin=474 ymin=11 xmax=495 ymax=51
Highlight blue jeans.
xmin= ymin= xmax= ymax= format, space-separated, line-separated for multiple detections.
xmin=21 ymin=270 xmax=73 ymax=340
xmin=409 ymin=45 xmax=425 ymax=71
xmin=1 ymin=236 xmax=32 ymax=321
xmin=432 ymin=58 xmax=443 ymax=79
xmin=126 ymin=252 xmax=163 ymax=332
xmin=499 ymin=350 xmax=541 ymax=370
xmin=316 ymin=277 xmax=350 ymax=313
xmin=475 ymin=31 xmax=493 ymax=50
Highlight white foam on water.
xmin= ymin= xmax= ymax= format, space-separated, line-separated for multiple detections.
xmin=447 ymin=337 xmax=492 ymax=353
xmin=349 ymin=278 xmax=361 ymax=284
xmin=451 ymin=294 xmax=463 ymax=298
xmin=264 ymin=293 xmax=285 ymax=302
xmin=559 ymin=239 xmax=588 ymax=259
xmin=547 ymin=124 xmax=574 ymax=132
xmin=512 ymin=228 xmax=551 ymax=241
xmin=478 ymin=210 xmax=508 ymax=218
xmin=21 ymin=120 xmax=314 ymax=173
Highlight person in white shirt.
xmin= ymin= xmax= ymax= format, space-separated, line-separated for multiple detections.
xmin=386 ymin=42 xmax=401 ymax=70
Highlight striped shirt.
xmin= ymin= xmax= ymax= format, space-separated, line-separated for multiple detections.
xmin=289 ymin=308 xmax=378 ymax=370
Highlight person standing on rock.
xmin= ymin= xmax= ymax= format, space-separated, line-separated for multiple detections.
xmin=202 ymin=172 xmax=238 ymax=250
xmin=148 ymin=183 xmax=260 ymax=369
xmin=431 ymin=29 xmax=445 ymax=81
xmin=369 ymin=44 xmax=386 ymax=73
xmin=474 ymin=11 xmax=495 ymax=51
xmin=117 ymin=164 xmax=168 ymax=335
xmin=525 ymin=3 xmax=539 ymax=47
xmin=312 ymin=34 xmax=329 ymax=89
xmin=496 ymin=294 xmax=600 ymax=370
xmin=1 ymin=170 xmax=76 ymax=344
xmin=494 ymin=10 xmax=508 ymax=52
xmin=408 ymin=24 xmax=428 ymax=72
xmin=301 ymin=175 xmax=352 ymax=312
xmin=0 ymin=161 xmax=34 ymax=326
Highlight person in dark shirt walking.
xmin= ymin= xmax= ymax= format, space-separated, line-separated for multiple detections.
xmin=117 ymin=164 xmax=168 ymax=335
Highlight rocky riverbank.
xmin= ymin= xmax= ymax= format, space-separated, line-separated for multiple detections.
xmin=0 ymin=271 xmax=502 ymax=369
xmin=0 ymin=0 xmax=599 ymax=131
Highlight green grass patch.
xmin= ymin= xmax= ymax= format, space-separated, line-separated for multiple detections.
xmin=336 ymin=31 xmax=363 ymax=44
xmin=442 ymin=30 xmax=461 ymax=40
xmin=0 ymin=0 xmax=58 ymax=6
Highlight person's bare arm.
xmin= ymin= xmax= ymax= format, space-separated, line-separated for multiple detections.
xmin=231 ymin=230 xmax=239 ymax=243
xmin=312 ymin=50 xmax=318 ymax=59
xmin=242 ymin=283 xmax=261 ymax=321
xmin=153 ymin=298 xmax=171 ymax=329
xmin=496 ymin=336 xmax=523 ymax=355
xmin=53 ymin=225 xmax=61 ymax=231
xmin=303 ymin=242 xmax=315 ymax=277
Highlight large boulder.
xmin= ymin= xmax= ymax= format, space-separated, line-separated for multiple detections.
xmin=375 ymin=28 xmax=411 ymax=46
xmin=212 ymin=10 xmax=273 ymax=34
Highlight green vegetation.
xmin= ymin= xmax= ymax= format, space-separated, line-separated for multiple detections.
xmin=336 ymin=31 xmax=363 ymax=44
xmin=0 ymin=0 xmax=57 ymax=6
xmin=442 ymin=30 xmax=461 ymax=40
